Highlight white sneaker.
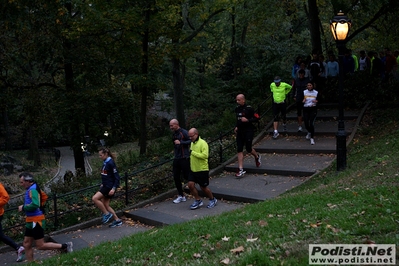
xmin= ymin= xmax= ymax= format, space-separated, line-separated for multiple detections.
xmin=16 ymin=246 xmax=25 ymax=262
xmin=306 ymin=133 xmax=311 ymax=140
xmin=235 ymin=169 xmax=246 ymax=177
xmin=298 ymin=126 xmax=302 ymax=132
xmin=310 ymin=138 xmax=315 ymax=145
xmin=273 ymin=131 xmax=279 ymax=139
xmin=173 ymin=195 xmax=187 ymax=204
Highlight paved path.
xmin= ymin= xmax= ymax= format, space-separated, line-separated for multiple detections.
xmin=0 ymin=104 xmax=367 ymax=264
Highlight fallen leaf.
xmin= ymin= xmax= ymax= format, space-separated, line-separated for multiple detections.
xmin=193 ymin=253 xmax=201 ymax=258
xmin=245 ymin=221 xmax=252 ymax=226
xmin=200 ymin=234 xmax=211 ymax=239
xmin=363 ymin=239 xmax=376 ymax=244
xmin=247 ymin=237 xmax=258 ymax=242
xmin=310 ymin=222 xmax=322 ymax=228
xmin=222 ymin=236 xmax=230 ymax=241
xmin=258 ymin=220 xmax=268 ymax=227
xmin=167 ymin=252 xmax=173 ymax=258
xmin=230 ymin=246 xmax=244 ymax=254
xmin=220 ymin=258 xmax=230 ymax=265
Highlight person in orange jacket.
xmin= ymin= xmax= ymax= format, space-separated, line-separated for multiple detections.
xmin=0 ymin=182 xmax=25 ymax=262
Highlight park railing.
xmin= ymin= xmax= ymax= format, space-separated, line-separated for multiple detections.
xmin=2 ymin=94 xmax=275 ymax=238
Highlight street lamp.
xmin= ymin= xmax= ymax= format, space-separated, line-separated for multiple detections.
xmin=330 ymin=11 xmax=351 ymax=171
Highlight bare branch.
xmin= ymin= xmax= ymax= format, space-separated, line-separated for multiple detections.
xmin=180 ymin=9 xmax=225 ymax=44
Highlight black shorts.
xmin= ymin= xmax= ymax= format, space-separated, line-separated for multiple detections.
xmin=272 ymin=102 xmax=287 ymax=121
xmin=100 ymin=186 xmax=114 ymax=199
xmin=24 ymin=222 xmax=45 ymax=240
xmin=188 ymin=171 xmax=210 ymax=187
xmin=236 ymin=130 xmax=254 ymax=153
xmin=296 ymin=100 xmax=303 ymax=116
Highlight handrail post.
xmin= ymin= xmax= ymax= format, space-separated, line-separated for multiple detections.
xmin=219 ymin=132 xmax=223 ymax=164
xmin=53 ymin=193 xmax=58 ymax=228
xmin=257 ymin=104 xmax=261 ymax=131
xmin=125 ymin=172 xmax=129 ymax=206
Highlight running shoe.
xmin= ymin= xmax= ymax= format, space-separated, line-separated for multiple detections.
xmin=109 ymin=220 xmax=123 ymax=228
xmin=102 ymin=213 xmax=113 ymax=224
xmin=16 ymin=246 xmax=25 ymax=262
xmin=190 ymin=199 xmax=203 ymax=210
xmin=255 ymin=154 xmax=261 ymax=167
xmin=235 ymin=169 xmax=246 ymax=177
xmin=310 ymin=138 xmax=315 ymax=145
xmin=298 ymin=126 xmax=302 ymax=132
xmin=207 ymin=198 xmax=218 ymax=209
xmin=273 ymin=131 xmax=279 ymax=139
xmin=173 ymin=195 xmax=187 ymax=204
xmin=306 ymin=133 xmax=311 ymax=140
xmin=66 ymin=242 xmax=73 ymax=253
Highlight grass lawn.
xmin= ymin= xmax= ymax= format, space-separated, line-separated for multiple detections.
xmin=32 ymin=107 xmax=399 ymax=265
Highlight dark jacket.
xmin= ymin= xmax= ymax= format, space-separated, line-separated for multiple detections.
xmin=101 ymin=158 xmax=120 ymax=189
xmin=293 ymin=76 xmax=310 ymax=102
xmin=172 ymin=128 xmax=191 ymax=159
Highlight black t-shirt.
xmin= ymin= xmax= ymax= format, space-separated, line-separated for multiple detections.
xmin=235 ymin=104 xmax=259 ymax=131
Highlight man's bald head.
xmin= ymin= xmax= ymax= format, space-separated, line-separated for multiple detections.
xmin=169 ymin=119 xmax=180 ymax=131
xmin=236 ymin=94 xmax=246 ymax=106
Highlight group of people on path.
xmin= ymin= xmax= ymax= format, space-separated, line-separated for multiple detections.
xmin=169 ymin=80 xmax=317 ymax=201
xmin=271 ymin=75 xmax=318 ymax=145
xmin=169 ymin=119 xmax=217 ymax=209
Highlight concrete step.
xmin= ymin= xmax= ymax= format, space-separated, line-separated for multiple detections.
xmin=254 ymin=135 xmax=338 ymax=154
xmin=286 ymin=108 xmax=360 ymax=121
xmin=270 ymin=120 xmax=356 ymax=136
xmin=124 ymin=196 xmax=244 ymax=227
xmin=225 ymin=153 xmax=335 ymax=176
xmin=123 ymin=170 xmax=310 ymax=226
xmin=210 ymin=174 xmax=308 ymax=201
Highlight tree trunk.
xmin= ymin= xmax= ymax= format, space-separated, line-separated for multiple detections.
xmin=63 ymin=2 xmax=85 ymax=172
xmin=172 ymin=55 xmax=186 ymax=129
xmin=307 ymin=0 xmax=322 ymax=54
xmin=2 ymin=109 xmax=13 ymax=151
xmin=27 ymin=125 xmax=41 ymax=166
xmin=139 ymin=8 xmax=150 ymax=155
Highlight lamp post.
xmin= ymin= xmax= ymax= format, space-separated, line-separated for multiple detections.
xmin=330 ymin=11 xmax=351 ymax=171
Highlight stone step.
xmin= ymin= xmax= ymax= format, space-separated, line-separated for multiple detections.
xmin=286 ymin=109 xmax=360 ymax=121
xmin=267 ymin=120 xmax=356 ymax=136
xmin=254 ymin=135 xmax=338 ymax=154
xmin=124 ymin=197 xmax=243 ymax=226
xmin=225 ymin=153 xmax=335 ymax=176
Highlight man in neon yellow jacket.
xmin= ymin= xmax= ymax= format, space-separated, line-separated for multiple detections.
xmin=270 ymin=76 xmax=292 ymax=139
xmin=187 ymin=128 xmax=217 ymax=210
